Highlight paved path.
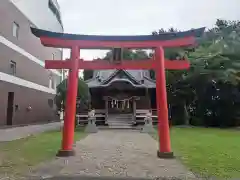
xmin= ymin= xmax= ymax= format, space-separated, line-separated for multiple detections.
xmin=0 ymin=122 xmax=62 ymax=142
xmin=30 ymin=130 xmax=196 ymax=180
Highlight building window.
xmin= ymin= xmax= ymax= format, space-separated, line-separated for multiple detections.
xmin=10 ymin=61 xmax=16 ymax=75
xmin=48 ymin=0 xmax=63 ymax=27
xmin=51 ymin=77 xmax=55 ymax=89
xmin=13 ymin=22 xmax=19 ymax=38
xmin=49 ymin=75 xmax=52 ymax=88
xmin=49 ymin=75 xmax=56 ymax=89
xmin=48 ymin=99 xmax=54 ymax=108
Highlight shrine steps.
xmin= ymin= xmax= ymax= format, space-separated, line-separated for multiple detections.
xmin=107 ymin=114 xmax=134 ymax=129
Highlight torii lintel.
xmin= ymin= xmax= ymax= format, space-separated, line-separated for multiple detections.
xmin=31 ymin=27 xmax=205 ymax=48
xmin=44 ymin=59 xmax=190 ymax=70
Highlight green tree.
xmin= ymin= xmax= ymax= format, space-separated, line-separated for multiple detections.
xmin=187 ymin=19 xmax=240 ymax=84
xmin=83 ymin=70 xmax=94 ymax=81
xmin=82 ymin=19 xmax=240 ymax=127
xmin=152 ymin=19 xmax=240 ymax=126
xmin=55 ymin=78 xmax=90 ymax=112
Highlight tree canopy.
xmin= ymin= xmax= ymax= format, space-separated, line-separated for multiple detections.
xmin=81 ymin=18 xmax=240 ymax=127
xmin=55 ymin=78 xmax=90 ymax=112
xmin=153 ymin=19 xmax=240 ymax=127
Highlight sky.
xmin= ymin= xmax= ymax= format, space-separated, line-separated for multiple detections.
xmin=58 ymin=0 xmax=240 ymax=59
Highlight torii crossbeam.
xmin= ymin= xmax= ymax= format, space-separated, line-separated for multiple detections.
xmin=31 ymin=27 xmax=205 ymax=158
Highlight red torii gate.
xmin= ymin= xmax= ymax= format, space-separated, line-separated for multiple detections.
xmin=31 ymin=27 xmax=204 ymax=158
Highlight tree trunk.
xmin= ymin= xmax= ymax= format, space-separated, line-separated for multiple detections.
xmin=183 ymin=102 xmax=190 ymax=125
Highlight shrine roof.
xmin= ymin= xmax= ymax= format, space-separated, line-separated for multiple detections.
xmin=96 ymin=70 xmax=146 ymax=82
xmin=31 ymin=27 xmax=205 ymax=41
xmin=86 ymin=70 xmax=156 ymax=88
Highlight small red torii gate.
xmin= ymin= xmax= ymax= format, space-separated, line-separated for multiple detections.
xmin=31 ymin=27 xmax=204 ymax=158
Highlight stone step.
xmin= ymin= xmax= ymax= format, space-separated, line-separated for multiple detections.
xmin=107 ymin=120 xmax=133 ymax=123
xmin=108 ymin=119 xmax=132 ymax=122
xmin=110 ymin=116 xmax=132 ymax=118
xmin=111 ymin=116 xmax=132 ymax=118
xmin=109 ymin=118 xmax=132 ymax=121
xmin=114 ymin=116 xmax=132 ymax=117
xmin=108 ymin=121 xmax=132 ymax=123
xmin=108 ymin=120 xmax=132 ymax=122
xmin=108 ymin=123 xmax=132 ymax=126
xmin=99 ymin=126 xmax=135 ymax=130
xmin=108 ymin=114 xmax=132 ymax=117
xmin=108 ymin=126 xmax=133 ymax=129
xmin=107 ymin=114 xmax=134 ymax=128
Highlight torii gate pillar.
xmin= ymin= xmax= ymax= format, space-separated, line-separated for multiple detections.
xmin=155 ymin=47 xmax=173 ymax=158
xmin=57 ymin=46 xmax=79 ymax=157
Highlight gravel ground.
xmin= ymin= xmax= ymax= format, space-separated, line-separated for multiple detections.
xmin=29 ymin=130 xmax=197 ymax=180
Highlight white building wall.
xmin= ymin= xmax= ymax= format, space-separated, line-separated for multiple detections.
xmin=10 ymin=0 xmax=63 ymax=33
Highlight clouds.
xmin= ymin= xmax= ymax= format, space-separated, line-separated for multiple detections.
xmin=58 ymin=0 xmax=239 ymax=59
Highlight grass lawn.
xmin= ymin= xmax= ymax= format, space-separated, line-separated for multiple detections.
xmin=0 ymin=127 xmax=86 ymax=176
xmin=154 ymin=127 xmax=240 ymax=178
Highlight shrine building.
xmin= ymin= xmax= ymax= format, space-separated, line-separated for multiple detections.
xmin=75 ymin=66 xmax=158 ymax=127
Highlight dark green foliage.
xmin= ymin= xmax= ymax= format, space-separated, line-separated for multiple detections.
xmin=83 ymin=70 xmax=93 ymax=81
xmin=164 ymin=19 xmax=240 ymax=127
xmin=83 ymin=19 xmax=240 ymax=128
xmin=55 ymin=78 xmax=90 ymax=112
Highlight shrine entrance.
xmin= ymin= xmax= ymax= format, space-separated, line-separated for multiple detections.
xmin=104 ymin=81 xmax=137 ymax=115
xmin=31 ymin=27 xmax=204 ymax=159
xmin=107 ymin=96 xmax=133 ymax=114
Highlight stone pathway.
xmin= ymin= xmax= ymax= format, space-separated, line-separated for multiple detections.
xmin=0 ymin=121 xmax=62 ymax=142
xmin=29 ymin=130 xmax=196 ymax=180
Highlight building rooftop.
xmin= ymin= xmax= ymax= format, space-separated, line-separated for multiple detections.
xmin=86 ymin=70 xmax=156 ymax=88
